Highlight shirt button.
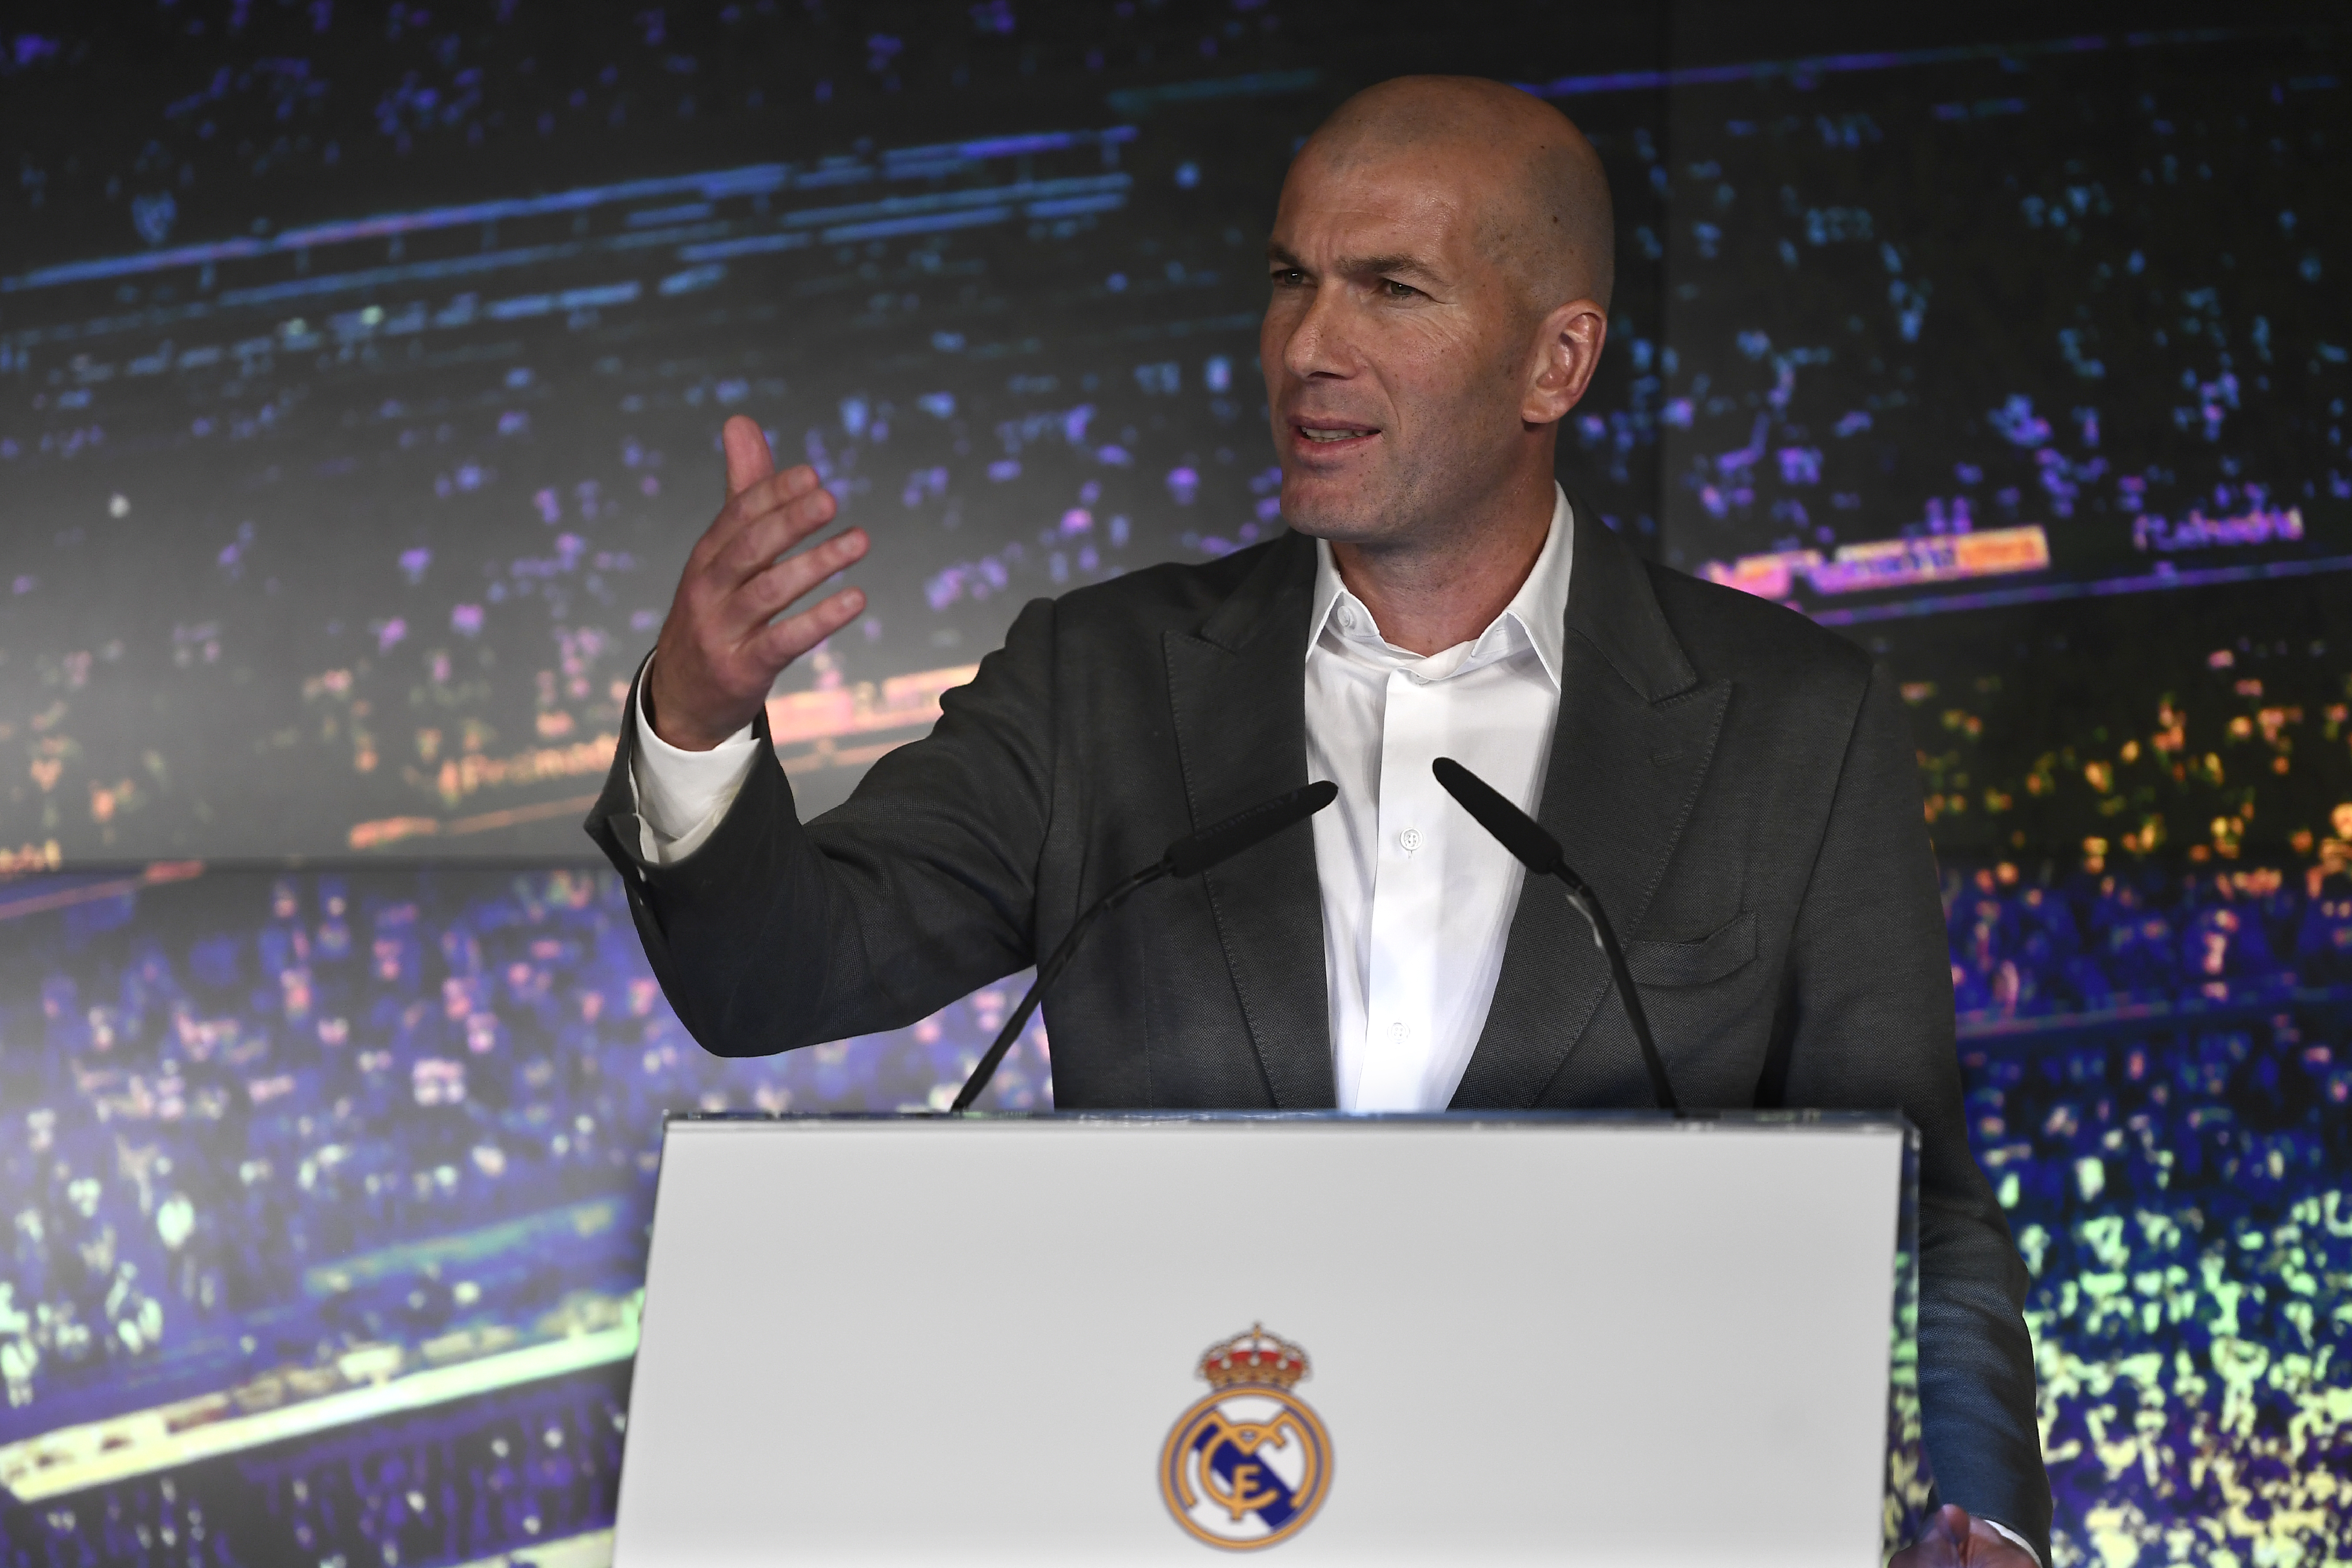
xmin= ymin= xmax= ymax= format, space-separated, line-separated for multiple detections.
xmin=1399 ymin=826 xmax=1422 ymax=854
xmin=1388 ymin=1020 xmax=1410 ymax=1043
xmin=1337 ymin=604 xmax=1358 ymax=631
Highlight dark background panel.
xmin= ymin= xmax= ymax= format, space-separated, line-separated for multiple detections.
xmin=2 ymin=4 xmax=2352 ymax=1566
xmin=0 ymin=0 xmax=1670 ymax=863
xmin=1652 ymin=23 xmax=2348 ymax=607
xmin=11 ymin=3 xmax=2341 ymax=866
xmin=1853 ymin=574 xmax=2348 ymax=868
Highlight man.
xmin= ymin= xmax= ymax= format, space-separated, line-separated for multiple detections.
xmin=586 ymin=76 xmax=2048 ymax=1563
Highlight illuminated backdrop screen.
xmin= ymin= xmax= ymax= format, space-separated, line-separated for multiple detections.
xmin=0 ymin=4 xmax=2348 ymax=1566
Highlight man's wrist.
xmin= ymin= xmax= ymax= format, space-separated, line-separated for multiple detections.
xmin=630 ymin=656 xmax=762 ymax=855
xmin=642 ymin=661 xmax=692 ymax=752
xmin=641 ymin=657 xmax=749 ymax=752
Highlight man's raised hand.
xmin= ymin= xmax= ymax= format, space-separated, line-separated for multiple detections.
xmin=644 ymin=415 xmax=869 ymax=751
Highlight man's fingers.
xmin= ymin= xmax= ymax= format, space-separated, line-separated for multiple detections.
xmin=745 ymin=586 xmax=867 ymax=671
xmin=736 ymin=462 xmax=824 ymax=522
xmin=720 ymin=415 xmax=776 ymax=497
xmin=694 ymin=465 xmax=829 ymax=571
xmin=733 ymin=527 xmax=869 ymax=624
xmin=693 ymin=526 xmax=867 ymax=649
xmin=709 ymin=480 xmax=839 ymax=582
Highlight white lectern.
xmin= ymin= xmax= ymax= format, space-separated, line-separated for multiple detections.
xmin=613 ymin=1112 xmax=1912 ymax=1566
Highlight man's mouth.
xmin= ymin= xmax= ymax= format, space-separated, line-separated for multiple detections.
xmin=1294 ymin=423 xmax=1377 ymax=445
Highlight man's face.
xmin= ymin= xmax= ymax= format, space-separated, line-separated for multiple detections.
xmin=1260 ymin=147 xmax=1537 ymax=544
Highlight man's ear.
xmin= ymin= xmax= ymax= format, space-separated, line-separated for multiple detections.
xmin=1522 ymin=298 xmax=1608 ymax=426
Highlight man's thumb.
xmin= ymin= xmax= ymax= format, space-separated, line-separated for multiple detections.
xmin=721 ymin=415 xmax=776 ymax=496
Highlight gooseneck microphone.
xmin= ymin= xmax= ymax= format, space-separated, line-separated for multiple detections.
xmin=1431 ymin=757 xmax=1680 ymax=1112
xmin=946 ymin=779 xmax=1340 ymax=1113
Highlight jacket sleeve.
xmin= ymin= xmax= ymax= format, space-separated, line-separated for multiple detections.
xmin=1774 ymin=661 xmax=2050 ymax=1560
xmin=583 ymin=597 xmax=1059 ymax=1056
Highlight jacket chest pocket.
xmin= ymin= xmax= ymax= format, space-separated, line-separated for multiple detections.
xmin=1624 ymin=911 xmax=1756 ymax=988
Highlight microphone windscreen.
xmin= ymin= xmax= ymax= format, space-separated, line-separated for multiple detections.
xmin=1432 ymin=757 xmax=1564 ymax=876
xmin=1162 ymin=779 xmax=1339 ymax=879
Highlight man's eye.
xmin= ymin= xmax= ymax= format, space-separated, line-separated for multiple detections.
xmin=1270 ymin=269 xmax=1306 ymax=287
xmin=1380 ymin=279 xmax=1420 ymax=299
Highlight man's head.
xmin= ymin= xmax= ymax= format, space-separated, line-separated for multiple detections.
xmin=1262 ymin=76 xmax=1614 ymax=548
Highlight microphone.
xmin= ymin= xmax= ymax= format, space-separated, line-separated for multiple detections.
xmin=1431 ymin=757 xmax=1679 ymax=1112
xmin=946 ymin=779 xmax=1339 ymax=1113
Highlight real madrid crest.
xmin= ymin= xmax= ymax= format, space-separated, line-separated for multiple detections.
xmin=1159 ymin=1325 xmax=1333 ymax=1551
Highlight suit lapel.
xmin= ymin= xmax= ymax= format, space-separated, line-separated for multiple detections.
xmin=1452 ymin=502 xmax=1730 ymax=1108
xmin=1164 ymin=534 xmax=1337 ymax=1109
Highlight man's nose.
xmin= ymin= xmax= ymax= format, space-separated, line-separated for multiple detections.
xmin=1279 ymin=283 xmax=1355 ymax=381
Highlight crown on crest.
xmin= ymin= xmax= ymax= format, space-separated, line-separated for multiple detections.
xmin=1198 ymin=1324 xmax=1310 ymax=1390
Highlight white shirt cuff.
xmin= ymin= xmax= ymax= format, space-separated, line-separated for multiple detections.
xmin=1981 ymin=1516 xmax=2042 ymax=1566
xmin=629 ymin=660 xmax=760 ymax=864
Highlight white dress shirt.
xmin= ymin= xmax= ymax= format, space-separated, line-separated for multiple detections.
xmin=624 ymin=487 xmax=1574 ymax=1114
xmin=1305 ymin=488 xmax=1571 ymax=1110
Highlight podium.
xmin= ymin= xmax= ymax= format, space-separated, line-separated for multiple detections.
xmin=612 ymin=1111 xmax=1914 ymax=1565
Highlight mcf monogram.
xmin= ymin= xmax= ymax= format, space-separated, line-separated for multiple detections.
xmin=1158 ymin=1326 xmax=1334 ymax=1551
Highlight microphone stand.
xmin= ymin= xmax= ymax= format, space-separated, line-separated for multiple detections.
xmin=1545 ymin=863 xmax=1677 ymax=1114
xmin=1432 ymin=757 xmax=1679 ymax=1113
xmin=945 ymin=861 xmax=1164 ymax=1113
xmin=945 ymin=779 xmax=1339 ymax=1113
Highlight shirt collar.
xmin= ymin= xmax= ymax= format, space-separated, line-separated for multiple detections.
xmin=1305 ymin=484 xmax=1575 ymax=690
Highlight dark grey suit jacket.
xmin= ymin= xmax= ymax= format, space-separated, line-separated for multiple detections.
xmin=585 ymin=502 xmax=2050 ymax=1555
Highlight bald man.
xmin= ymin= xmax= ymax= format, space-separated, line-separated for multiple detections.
xmin=586 ymin=77 xmax=2048 ymax=1562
